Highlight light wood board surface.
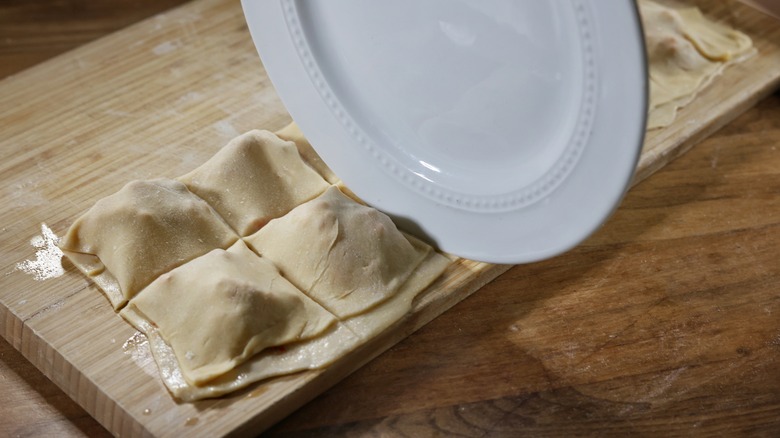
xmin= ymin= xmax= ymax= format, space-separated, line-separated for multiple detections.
xmin=1 ymin=0 xmax=779 ymax=436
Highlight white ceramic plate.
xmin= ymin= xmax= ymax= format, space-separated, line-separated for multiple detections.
xmin=242 ymin=0 xmax=647 ymax=264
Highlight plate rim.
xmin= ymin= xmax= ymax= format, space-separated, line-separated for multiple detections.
xmin=242 ymin=0 xmax=648 ymax=264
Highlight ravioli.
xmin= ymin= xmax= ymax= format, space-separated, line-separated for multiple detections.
xmin=59 ymin=178 xmax=238 ymax=309
xmin=178 ymin=130 xmax=329 ymax=236
xmin=245 ymin=186 xmax=430 ymax=319
xmin=61 ymin=130 xmax=450 ymax=401
xmin=640 ymin=0 xmax=754 ymax=129
xmin=126 ymin=314 xmax=360 ymax=400
xmin=121 ymin=240 xmax=336 ymax=385
xmin=342 ymin=240 xmax=452 ymax=339
xmin=125 ymin=244 xmax=450 ymax=401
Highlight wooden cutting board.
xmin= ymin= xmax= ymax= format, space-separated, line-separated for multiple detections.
xmin=1 ymin=0 xmax=778 ymax=436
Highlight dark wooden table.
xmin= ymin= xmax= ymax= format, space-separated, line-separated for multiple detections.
xmin=2 ymin=1 xmax=779 ymax=436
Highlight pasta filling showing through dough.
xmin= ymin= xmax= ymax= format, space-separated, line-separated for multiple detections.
xmin=121 ymin=240 xmax=336 ymax=386
xmin=639 ymin=0 xmax=754 ymax=129
xmin=245 ymin=186 xmax=430 ymax=319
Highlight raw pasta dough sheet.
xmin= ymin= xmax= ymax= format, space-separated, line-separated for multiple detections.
xmin=60 ymin=130 xmax=451 ymax=401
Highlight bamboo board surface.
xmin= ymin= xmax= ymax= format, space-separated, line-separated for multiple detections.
xmin=0 ymin=0 xmax=778 ymax=436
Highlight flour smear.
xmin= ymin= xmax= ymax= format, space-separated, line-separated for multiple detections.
xmin=16 ymin=223 xmax=65 ymax=281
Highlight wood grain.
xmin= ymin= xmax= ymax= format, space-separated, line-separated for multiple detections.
xmin=1 ymin=2 xmax=188 ymax=437
xmin=0 ymin=0 xmax=189 ymax=79
xmin=0 ymin=0 xmax=507 ymax=435
xmin=269 ymin=93 xmax=780 ymax=436
xmin=1 ymin=0 xmax=779 ymax=436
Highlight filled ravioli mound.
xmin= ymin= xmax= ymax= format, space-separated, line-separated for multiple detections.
xmin=121 ymin=240 xmax=336 ymax=386
xmin=60 ymin=128 xmax=450 ymax=401
xmin=246 ymin=186 xmax=429 ymax=319
xmin=639 ymin=0 xmax=754 ymax=129
xmin=178 ymin=130 xmax=330 ymax=236
xmin=59 ymin=178 xmax=239 ymax=309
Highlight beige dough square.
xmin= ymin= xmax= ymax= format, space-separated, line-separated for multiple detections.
xmin=178 ymin=130 xmax=330 ymax=236
xmin=640 ymin=0 xmax=754 ymax=129
xmin=121 ymin=240 xmax=336 ymax=386
xmin=60 ymin=178 xmax=238 ymax=309
xmin=124 ymin=243 xmax=450 ymax=401
xmin=245 ymin=186 xmax=430 ymax=319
